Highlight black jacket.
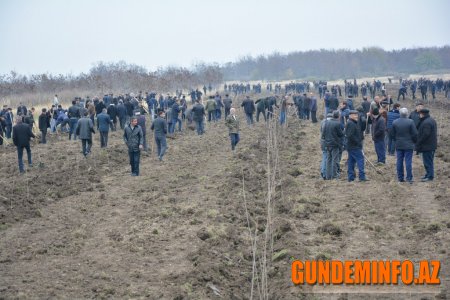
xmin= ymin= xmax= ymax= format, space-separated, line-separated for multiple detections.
xmin=151 ymin=117 xmax=168 ymax=137
xmin=323 ymin=118 xmax=344 ymax=148
xmin=345 ymin=118 xmax=362 ymax=150
xmin=372 ymin=115 xmax=385 ymax=142
xmin=416 ymin=114 xmax=437 ymax=152
xmin=409 ymin=110 xmax=421 ymax=128
xmin=38 ymin=113 xmax=50 ymax=131
xmin=12 ymin=123 xmax=35 ymax=147
xmin=392 ymin=117 xmax=417 ymax=150
xmin=107 ymin=105 xmax=117 ymax=120
xmin=191 ymin=103 xmax=205 ymax=122
xmin=68 ymin=105 xmax=80 ymax=118
xmin=123 ymin=124 xmax=143 ymax=152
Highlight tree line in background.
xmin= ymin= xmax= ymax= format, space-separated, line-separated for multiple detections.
xmin=222 ymin=46 xmax=450 ymax=81
xmin=1 ymin=46 xmax=449 ymax=102
xmin=0 ymin=61 xmax=223 ymax=100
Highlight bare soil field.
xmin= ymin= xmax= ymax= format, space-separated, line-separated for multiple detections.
xmin=0 ymin=85 xmax=449 ymax=299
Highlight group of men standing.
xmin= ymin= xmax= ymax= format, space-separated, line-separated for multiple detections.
xmin=321 ymin=94 xmax=438 ymax=183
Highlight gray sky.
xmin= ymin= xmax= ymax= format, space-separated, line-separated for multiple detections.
xmin=1 ymin=0 xmax=449 ymax=75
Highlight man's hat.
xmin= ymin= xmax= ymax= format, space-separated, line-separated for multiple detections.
xmin=419 ymin=108 xmax=429 ymax=114
xmin=349 ymin=110 xmax=359 ymax=115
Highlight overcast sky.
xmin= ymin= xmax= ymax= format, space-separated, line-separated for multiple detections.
xmin=1 ymin=0 xmax=449 ymax=75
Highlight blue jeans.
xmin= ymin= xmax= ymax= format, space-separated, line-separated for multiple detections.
xmin=245 ymin=113 xmax=253 ymax=125
xmin=195 ymin=120 xmax=204 ymax=135
xmin=81 ymin=139 xmax=92 ymax=156
xmin=347 ymin=149 xmax=366 ymax=181
xmin=168 ymin=122 xmax=174 ymax=134
xmin=374 ymin=140 xmax=386 ymax=163
xmin=6 ymin=125 xmax=13 ymax=138
xmin=230 ymin=133 xmax=240 ymax=150
xmin=128 ymin=151 xmax=140 ymax=175
xmin=320 ymin=150 xmax=327 ymax=178
xmin=215 ymin=109 xmax=222 ymax=120
xmin=326 ymin=147 xmax=341 ymax=179
xmin=396 ymin=149 xmax=413 ymax=181
xmin=422 ymin=151 xmax=435 ymax=180
xmin=69 ymin=118 xmax=78 ymax=140
xmin=279 ymin=111 xmax=286 ymax=125
xmin=17 ymin=145 xmax=32 ymax=172
xmin=387 ymin=129 xmax=395 ymax=155
xmin=173 ymin=118 xmax=182 ymax=131
xmin=155 ymin=135 xmax=167 ymax=159
xmin=208 ymin=111 xmax=216 ymax=122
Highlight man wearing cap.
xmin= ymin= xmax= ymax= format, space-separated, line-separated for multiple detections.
xmin=323 ymin=110 xmax=344 ymax=180
xmin=345 ymin=110 xmax=367 ymax=182
xmin=416 ymin=108 xmax=437 ymax=182
xmin=371 ymin=107 xmax=386 ymax=165
xmin=392 ymin=108 xmax=417 ymax=183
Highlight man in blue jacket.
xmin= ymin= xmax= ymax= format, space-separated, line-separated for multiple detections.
xmin=392 ymin=108 xmax=417 ymax=183
xmin=386 ymin=103 xmax=400 ymax=156
xmin=97 ymin=108 xmax=111 ymax=148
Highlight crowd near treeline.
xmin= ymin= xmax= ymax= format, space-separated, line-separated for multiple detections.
xmin=0 ymin=76 xmax=446 ymax=181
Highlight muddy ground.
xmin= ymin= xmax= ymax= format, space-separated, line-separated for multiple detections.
xmin=0 ymin=85 xmax=449 ymax=299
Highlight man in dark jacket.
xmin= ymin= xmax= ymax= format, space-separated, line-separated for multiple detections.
xmin=117 ymin=100 xmax=127 ymax=129
xmin=310 ymin=93 xmax=318 ymax=123
xmin=409 ymin=102 xmax=423 ymax=129
xmin=124 ymin=116 xmax=144 ymax=176
xmin=12 ymin=118 xmax=35 ymax=173
xmin=323 ymin=110 xmax=344 ymax=180
xmin=191 ymin=100 xmax=205 ymax=135
xmin=68 ymin=100 xmax=81 ymax=140
xmin=386 ymin=103 xmax=400 ymax=156
xmin=416 ymin=108 xmax=437 ymax=182
xmin=151 ymin=111 xmax=168 ymax=161
xmin=345 ymin=110 xmax=367 ymax=182
xmin=97 ymin=108 xmax=111 ymax=148
xmin=223 ymin=94 xmax=232 ymax=119
xmin=241 ymin=96 xmax=255 ymax=125
xmin=255 ymin=97 xmax=267 ymax=122
xmin=76 ymin=112 xmax=95 ymax=157
xmin=38 ymin=108 xmax=50 ymax=144
xmin=107 ymin=103 xmax=117 ymax=131
xmin=392 ymin=108 xmax=418 ymax=183
xmin=371 ymin=108 xmax=386 ymax=164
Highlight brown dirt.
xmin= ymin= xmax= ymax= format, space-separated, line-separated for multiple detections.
xmin=0 ymin=87 xmax=449 ymax=299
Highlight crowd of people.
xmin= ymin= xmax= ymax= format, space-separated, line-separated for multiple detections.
xmin=0 ymin=79 xmax=441 ymax=181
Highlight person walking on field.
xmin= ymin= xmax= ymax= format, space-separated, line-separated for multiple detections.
xmin=392 ymin=108 xmax=417 ymax=183
xmin=225 ymin=108 xmax=240 ymax=152
xmin=13 ymin=118 xmax=35 ymax=173
xmin=124 ymin=116 xmax=144 ymax=176
xmin=97 ymin=108 xmax=111 ymax=148
xmin=76 ymin=111 xmax=95 ymax=157
xmin=38 ymin=108 xmax=50 ymax=144
xmin=151 ymin=110 xmax=168 ymax=161
xmin=415 ymin=108 xmax=437 ymax=182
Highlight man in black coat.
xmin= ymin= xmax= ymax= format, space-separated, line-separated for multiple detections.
xmin=12 ymin=118 xmax=35 ymax=173
xmin=323 ymin=110 xmax=344 ymax=180
xmin=371 ymin=108 xmax=386 ymax=165
xmin=345 ymin=110 xmax=367 ymax=182
xmin=38 ymin=108 xmax=50 ymax=144
xmin=107 ymin=103 xmax=117 ymax=131
xmin=416 ymin=108 xmax=437 ymax=182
